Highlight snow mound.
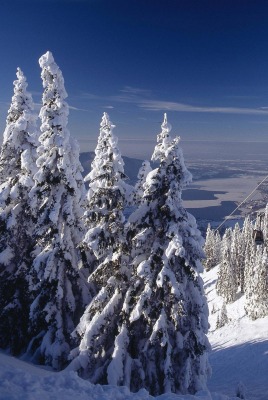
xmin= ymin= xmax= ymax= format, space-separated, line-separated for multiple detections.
xmin=0 ymin=352 xmax=237 ymax=400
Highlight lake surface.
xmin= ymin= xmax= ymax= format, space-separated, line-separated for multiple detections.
xmin=188 ymin=200 xmax=240 ymax=221
xmin=183 ymin=189 xmax=226 ymax=201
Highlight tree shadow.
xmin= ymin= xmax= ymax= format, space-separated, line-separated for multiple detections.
xmin=208 ymin=340 xmax=268 ymax=400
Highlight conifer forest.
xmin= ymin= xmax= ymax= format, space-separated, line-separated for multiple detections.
xmin=0 ymin=51 xmax=267 ymax=398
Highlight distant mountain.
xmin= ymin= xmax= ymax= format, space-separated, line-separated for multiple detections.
xmin=80 ymin=152 xmax=145 ymax=186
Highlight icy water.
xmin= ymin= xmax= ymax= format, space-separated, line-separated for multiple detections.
xmin=81 ymin=141 xmax=268 ymax=226
xmin=183 ymin=189 xmax=227 ymax=201
xmin=188 ymin=200 xmax=239 ymax=221
xmin=181 ymin=140 xmax=268 ymax=162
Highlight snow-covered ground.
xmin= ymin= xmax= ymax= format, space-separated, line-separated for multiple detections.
xmin=1 ymin=266 xmax=267 ymax=400
xmin=204 ymin=266 xmax=268 ymax=400
xmin=0 ymin=350 xmax=235 ymax=400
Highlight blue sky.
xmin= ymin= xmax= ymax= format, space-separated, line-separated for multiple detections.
xmin=1 ymin=0 xmax=268 ymax=158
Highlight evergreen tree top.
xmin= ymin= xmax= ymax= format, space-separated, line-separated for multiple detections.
xmin=161 ymin=112 xmax=172 ymax=134
xmin=39 ymin=51 xmax=68 ymax=104
xmin=33 ymin=51 xmax=85 ymax=204
xmin=85 ymin=112 xmax=126 ymax=185
xmin=101 ymin=112 xmax=115 ymax=130
xmin=152 ymin=113 xmax=175 ymax=163
xmin=37 ymin=51 xmax=72 ymax=177
xmin=4 ymin=68 xmax=35 ymax=142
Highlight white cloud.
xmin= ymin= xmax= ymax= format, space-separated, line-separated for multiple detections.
xmin=69 ymin=105 xmax=90 ymax=112
xmin=119 ymin=86 xmax=152 ymax=97
xmin=79 ymin=88 xmax=268 ymax=116
xmin=139 ymin=99 xmax=268 ymax=115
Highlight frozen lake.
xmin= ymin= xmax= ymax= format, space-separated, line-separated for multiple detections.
xmin=81 ymin=141 xmax=268 ymax=227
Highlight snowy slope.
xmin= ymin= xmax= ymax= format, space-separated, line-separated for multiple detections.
xmin=204 ymin=266 xmax=268 ymax=400
xmin=2 ymin=266 xmax=266 ymax=400
xmin=0 ymin=349 xmax=239 ymax=400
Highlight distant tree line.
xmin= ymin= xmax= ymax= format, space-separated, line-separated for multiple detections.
xmin=0 ymin=52 xmax=210 ymax=396
xmin=204 ymin=212 xmax=268 ymax=322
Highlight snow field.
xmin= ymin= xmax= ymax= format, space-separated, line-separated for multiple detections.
xmin=0 ymin=352 xmax=239 ymax=400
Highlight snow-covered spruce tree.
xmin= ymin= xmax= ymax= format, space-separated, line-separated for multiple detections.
xmin=243 ymin=217 xmax=255 ymax=295
xmin=204 ymin=226 xmax=222 ymax=271
xmin=245 ymin=246 xmax=268 ymax=319
xmin=0 ymin=68 xmax=39 ymax=354
xmin=217 ymin=301 xmax=228 ymax=328
xmin=216 ymin=228 xmax=238 ymax=303
xmin=261 ymin=204 xmax=268 ymax=239
xmin=132 ymin=160 xmax=152 ymax=206
xmin=231 ymin=223 xmax=244 ymax=293
xmin=80 ymin=112 xmax=132 ymax=283
xmin=213 ymin=229 xmax=222 ymax=266
xmin=119 ymin=117 xmax=210 ymax=395
xmin=27 ymin=51 xmax=90 ymax=370
xmin=215 ymin=313 xmax=221 ymax=329
xmin=68 ymin=114 xmax=210 ymax=396
xmin=68 ymin=112 xmax=133 ymax=370
xmin=203 ymin=224 xmax=216 ymax=271
xmin=236 ymin=381 xmax=247 ymax=399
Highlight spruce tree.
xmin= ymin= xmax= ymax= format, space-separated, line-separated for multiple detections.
xmin=0 ymin=68 xmax=38 ymax=354
xmin=243 ymin=217 xmax=255 ymax=295
xmin=236 ymin=381 xmax=247 ymax=399
xmin=219 ymin=302 xmax=228 ymax=327
xmin=216 ymin=302 xmax=228 ymax=329
xmin=27 ymin=51 xmax=90 ymax=369
xmin=216 ymin=313 xmax=221 ymax=329
xmin=261 ymin=204 xmax=268 ymax=239
xmin=213 ymin=229 xmax=222 ymax=266
xmin=231 ymin=223 xmax=244 ymax=293
xmin=245 ymin=246 xmax=268 ymax=319
xmin=216 ymin=228 xmax=237 ymax=303
xmin=68 ymin=113 xmax=132 ymax=371
xmin=80 ymin=112 xmax=132 ymax=282
xmin=68 ymin=115 xmax=210 ymax=396
xmin=204 ymin=224 xmax=216 ymax=271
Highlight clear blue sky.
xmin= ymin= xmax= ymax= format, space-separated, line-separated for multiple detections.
xmin=1 ymin=0 xmax=268 ymax=158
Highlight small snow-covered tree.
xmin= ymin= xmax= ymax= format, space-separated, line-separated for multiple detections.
xmin=236 ymin=381 xmax=247 ymax=399
xmin=231 ymin=223 xmax=244 ymax=293
xmin=213 ymin=229 xmax=222 ymax=266
xmin=261 ymin=204 xmax=268 ymax=239
xmin=27 ymin=51 xmax=90 ymax=370
xmin=221 ymin=302 xmax=228 ymax=325
xmin=68 ymin=114 xmax=210 ymax=396
xmin=216 ymin=228 xmax=237 ymax=303
xmin=80 ymin=112 xmax=132 ymax=282
xmin=203 ymin=224 xmax=217 ymax=271
xmin=245 ymin=246 xmax=268 ymax=319
xmin=243 ymin=217 xmax=255 ymax=294
xmin=215 ymin=313 xmax=221 ymax=329
xmin=0 ymin=68 xmax=38 ymax=354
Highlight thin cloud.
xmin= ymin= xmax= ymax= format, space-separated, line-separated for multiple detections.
xmin=139 ymin=100 xmax=268 ymax=116
xmin=120 ymin=86 xmax=152 ymax=97
xmin=79 ymin=88 xmax=268 ymax=116
xmin=69 ymin=105 xmax=90 ymax=112
xmin=80 ymin=86 xmax=151 ymax=103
